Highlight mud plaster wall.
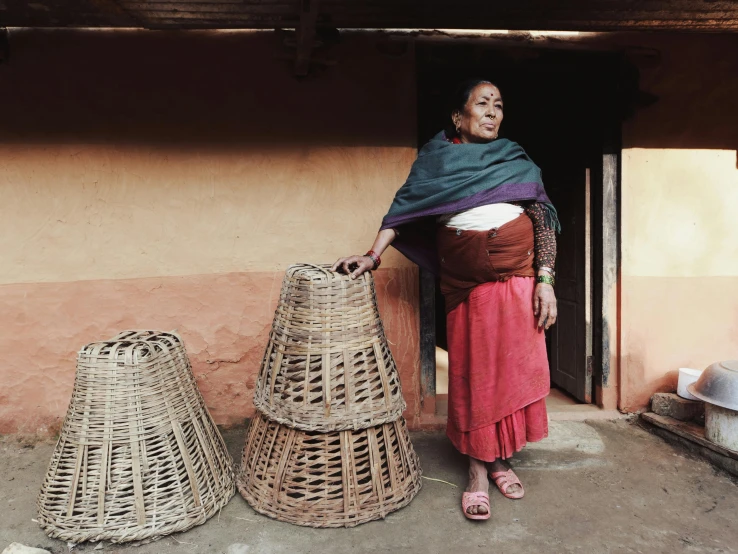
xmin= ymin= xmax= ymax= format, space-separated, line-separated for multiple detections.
xmin=620 ymin=34 xmax=738 ymax=411
xmin=0 ymin=30 xmax=420 ymax=435
xmin=3 ymin=30 xmax=738 ymax=434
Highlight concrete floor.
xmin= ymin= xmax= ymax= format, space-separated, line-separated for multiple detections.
xmin=2 ymin=420 xmax=737 ymax=554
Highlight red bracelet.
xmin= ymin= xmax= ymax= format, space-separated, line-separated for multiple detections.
xmin=365 ymin=250 xmax=381 ymax=270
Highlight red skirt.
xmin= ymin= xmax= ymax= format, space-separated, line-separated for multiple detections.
xmin=446 ymin=277 xmax=550 ymax=462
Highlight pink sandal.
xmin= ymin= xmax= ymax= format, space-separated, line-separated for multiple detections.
xmin=461 ymin=491 xmax=491 ymax=520
xmin=489 ymin=469 xmax=525 ymax=499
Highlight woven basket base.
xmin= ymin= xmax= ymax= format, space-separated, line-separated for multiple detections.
xmin=39 ymin=487 xmax=234 ymax=545
xmin=237 ymin=413 xmax=422 ymax=528
xmin=38 ymin=423 xmax=236 ymax=544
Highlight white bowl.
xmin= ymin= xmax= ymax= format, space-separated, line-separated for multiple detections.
xmin=677 ymin=367 xmax=703 ymax=401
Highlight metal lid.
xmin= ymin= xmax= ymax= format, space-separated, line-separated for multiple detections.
xmin=687 ymin=360 xmax=738 ymax=411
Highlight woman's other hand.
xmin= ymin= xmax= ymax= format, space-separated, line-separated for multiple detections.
xmin=533 ymin=283 xmax=557 ymax=330
xmin=331 ymin=255 xmax=374 ymax=280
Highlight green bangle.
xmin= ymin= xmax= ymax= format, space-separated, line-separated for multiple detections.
xmin=537 ymin=274 xmax=555 ymax=287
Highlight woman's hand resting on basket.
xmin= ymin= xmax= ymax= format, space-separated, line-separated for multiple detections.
xmin=331 ymin=255 xmax=375 ymax=280
xmin=533 ymin=282 xmax=557 ymax=330
xmin=331 ymin=230 xmax=397 ymax=279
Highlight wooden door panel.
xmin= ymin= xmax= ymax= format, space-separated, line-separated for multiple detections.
xmin=545 ymin=168 xmax=589 ymax=402
xmin=551 ymin=299 xmax=582 ymax=393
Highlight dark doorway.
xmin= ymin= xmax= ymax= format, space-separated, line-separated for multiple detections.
xmin=417 ymin=43 xmax=618 ymax=404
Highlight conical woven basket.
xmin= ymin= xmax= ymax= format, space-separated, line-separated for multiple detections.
xmin=236 ymin=412 xmax=422 ymax=528
xmin=37 ymin=330 xmax=235 ymax=544
xmin=253 ymin=264 xmax=405 ymax=432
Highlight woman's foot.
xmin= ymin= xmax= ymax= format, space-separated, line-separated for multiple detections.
xmin=488 ymin=459 xmax=524 ymax=499
xmin=464 ymin=457 xmax=490 ymax=516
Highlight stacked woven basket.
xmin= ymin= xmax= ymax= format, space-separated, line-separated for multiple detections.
xmin=37 ymin=330 xmax=235 ymax=544
xmin=237 ymin=263 xmax=422 ymax=527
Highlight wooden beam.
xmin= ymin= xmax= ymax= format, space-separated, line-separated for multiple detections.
xmin=0 ymin=29 xmax=8 ymax=64
xmin=641 ymin=412 xmax=738 ymax=477
xmin=294 ymin=0 xmax=319 ymax=77
xmin=600 ymin=134 xmax=620 ymax=406
xmin=419 ymin=268 xmax=436 ymax=400
xmin=88 ymin=0 xmax=143 ymax=26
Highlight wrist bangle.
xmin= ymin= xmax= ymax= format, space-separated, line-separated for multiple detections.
xmin=537 ymin=274 xmax=555 ymax=287
xmin=539 ymin=266 xmax=555 ymax=277
xmin=365 ymin=250 xmax=381 ymax=270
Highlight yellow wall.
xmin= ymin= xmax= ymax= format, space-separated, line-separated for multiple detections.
xmin=0 ymin=144 xmax=415 ymax=283
xmin=623 ymin=149 xmax=738 ymax=279
xmin=621 ymin=149 xmax=738 ymax=410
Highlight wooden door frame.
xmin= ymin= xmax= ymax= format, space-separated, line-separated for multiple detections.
xmin=417 ymin=54 xmax=623 ymax=412
xmin=595 ymin=122 xmax=621 ymax=410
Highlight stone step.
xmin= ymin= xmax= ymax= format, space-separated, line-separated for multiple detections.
xmin=651 ymin=392 xmax=705 ymax=423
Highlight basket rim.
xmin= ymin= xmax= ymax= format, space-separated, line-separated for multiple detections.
xmin=251 ymin=398 xmax=407 ymax=432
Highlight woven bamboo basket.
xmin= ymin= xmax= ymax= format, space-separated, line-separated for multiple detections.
xmin=37 ymin=330 xmax=235 ymax=544
xmin=236 ymin=412 xmax=422 ymax=528
xmin=253 ymin=263 xmax=405 ymax=432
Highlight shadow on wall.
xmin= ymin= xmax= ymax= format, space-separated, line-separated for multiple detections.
xmin=619 ymin=33 xmax=738 ymax=152
xmin=0 ymin=29 xmax=416 ymax=148
xmin=1 ymin=30 xmax=737 ymax=152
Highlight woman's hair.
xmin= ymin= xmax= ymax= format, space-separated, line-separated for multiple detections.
xmin=446 ymin=78 xmax=501 ymax=138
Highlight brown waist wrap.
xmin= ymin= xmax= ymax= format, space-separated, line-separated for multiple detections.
xmin=437 ymin=214 xmax=536 ymax=313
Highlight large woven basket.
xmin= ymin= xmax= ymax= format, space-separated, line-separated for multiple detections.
xmin=253 ymin=264 xmax=405 ymax=432
xmin=236 ymin=412 xmax=422 ymax=528
xmin=37 ymin=330 xmax=235 ymax=544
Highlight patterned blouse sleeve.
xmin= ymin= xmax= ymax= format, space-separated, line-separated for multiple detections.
xmin=524 ymin=202 xmax=557 ymax=271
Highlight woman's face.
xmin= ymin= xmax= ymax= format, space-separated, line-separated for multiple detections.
xmin=452 ymin=83 xmax=504 ymax=143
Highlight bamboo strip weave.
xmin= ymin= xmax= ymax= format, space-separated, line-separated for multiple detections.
xmin=37 ymin=330 xmax=235 ymax=544
xmin=236 ymin=413 xmax=422 ymax=528
xmin=253 ymin=264 xmax=405 ymax=432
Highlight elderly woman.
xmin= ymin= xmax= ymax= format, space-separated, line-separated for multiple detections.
xmin=332 ymin=79 xmax=558 ymax=521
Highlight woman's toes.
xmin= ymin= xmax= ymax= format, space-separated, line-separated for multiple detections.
xmin=467 ymin=505 xmax=487 ymax=516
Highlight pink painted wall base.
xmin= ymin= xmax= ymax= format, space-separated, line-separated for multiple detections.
xmin=0 ymin=268 xmax=420 ymax=436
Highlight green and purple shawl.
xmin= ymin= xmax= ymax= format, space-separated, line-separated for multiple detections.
xmin=380 ymin=131 xmax=560 ymax=274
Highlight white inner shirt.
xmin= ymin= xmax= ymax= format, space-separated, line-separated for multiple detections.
xmin=437 ymin=203 xmax=524 ymax=231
